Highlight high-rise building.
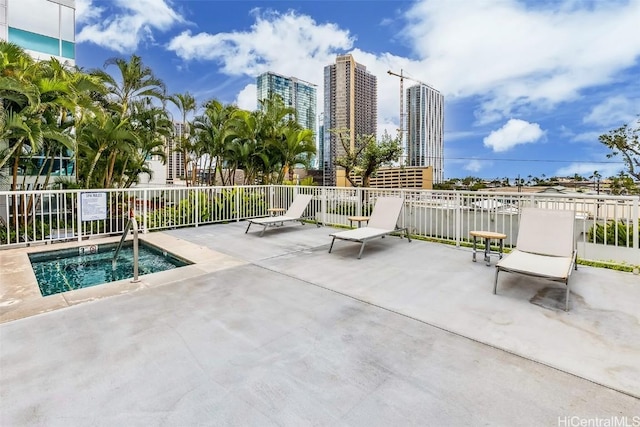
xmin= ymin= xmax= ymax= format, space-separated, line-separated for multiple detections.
xmin=256 ymin=72 xmax=318 ymax=169
xmin=0 ymin=0 xmax=76 ymax=190
xmin=166 ymin=122 xmax=186 ymax=183
xmin=256 ymin=71 xmax=317 ymax=133
xmin=323 ymin=54 xmax=377 ymax=186
xmin=406 ymin=84 xmax=444 ymax=184
xmin=317 ymin=113 xmax=324 ymax=171
xmin=0 ymin=0 xmax=75 ymax=65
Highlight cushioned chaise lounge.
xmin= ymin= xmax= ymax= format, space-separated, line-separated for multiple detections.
xmin=328 ymin=196 xmax=411 ymax=259
xmin=245 ymin=194 xmax=314 ymax=237
xmin=493 ymin=207 xmax=578 ymax=311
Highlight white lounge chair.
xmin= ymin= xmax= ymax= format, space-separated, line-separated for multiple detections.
xmin=245 ymin=194 xmax=314 ymax=237
xmin=493 ymin=207 xmax=578 ymax=311
xmin=328 ymin=197 xmax=411 ymax=259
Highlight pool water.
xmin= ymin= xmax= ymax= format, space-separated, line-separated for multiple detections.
xmin=29 ymin=241 xmax=191 ymax=296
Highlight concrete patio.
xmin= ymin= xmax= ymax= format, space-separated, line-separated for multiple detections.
xmin=1 ymin=220 xmax=639 ymax=425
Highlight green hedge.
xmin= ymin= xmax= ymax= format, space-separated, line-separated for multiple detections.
xmin=588 ymin=220 xmax=638 ymax=246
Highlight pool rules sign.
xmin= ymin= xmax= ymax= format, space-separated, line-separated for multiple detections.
xmin=80 ymin=192 xmax=107 ymax=221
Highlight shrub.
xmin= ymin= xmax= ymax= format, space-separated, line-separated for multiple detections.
xmin=588 ymin=220 xmax=638 ymax=246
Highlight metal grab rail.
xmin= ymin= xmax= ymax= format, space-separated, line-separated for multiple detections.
xmin=112 ymin=216 xmax=140 ymax=283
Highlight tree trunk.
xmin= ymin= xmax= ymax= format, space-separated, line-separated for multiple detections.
xmin=85 ymin=147 xmax=106 ymax=189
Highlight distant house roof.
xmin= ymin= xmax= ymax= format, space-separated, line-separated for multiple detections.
xmin=538 ymin=185 xmax=584 ymax=195
xmin=482 ymin=186 xmax=547 ymax=193
xmin=539 ymin=185 xmax=567 ymax=193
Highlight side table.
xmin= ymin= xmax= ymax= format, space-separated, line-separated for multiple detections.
xmin=347 ymin=216 xmax=370 ymax=228
xmin=470 ymin=230 xmax=507 ymax=266
xmin=267 ymin=208 xmax=286 ymax=226
xmin=267 ymin=208 xmax=286 ymax=216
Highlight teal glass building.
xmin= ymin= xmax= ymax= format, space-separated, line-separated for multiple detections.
xmin=0 ymin=0 xmax=75 ymax=64
xmin=0 ymin=0 xmax=76 ymax=190
xmin=256 ymin=72 xmax=317 ymax=135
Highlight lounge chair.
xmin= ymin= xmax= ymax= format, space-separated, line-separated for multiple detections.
xmin=328 ymin=196 xmax=411 ymax=259
xmin=493 ymin=207 xmax=578 ymax=311
xmin=245 ymin=194 xmax=314 ymax=237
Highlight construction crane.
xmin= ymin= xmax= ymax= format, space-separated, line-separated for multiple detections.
xmin=387 ymin=70 xmax=433 ymax=164
xmin=387 ymin=69 xmax=433 ymax=135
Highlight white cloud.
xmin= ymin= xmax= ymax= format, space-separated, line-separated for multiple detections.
xmin=167 ymin=9 xmax=358 ymax=129
xmin=464 ymin=159 xmax=484 ymax=172
xmin=403 ymin=0 xmax=640 ymax=124
xmin=570 ymin=131 xmax=603 ymax=143
xmin=167 ymin=10 xmax=353 ymax=76
xmin=161 ymin=1 xmax=640 ymax=141
xmin=76 ymin=0 xmax=640 ymax=148
xmin=235 ymin=84 xmax=257 ymax=111
xmin=483 ymin=119 xmax=545 ymax=152
xmin=445 ymin=130 xmax=483 ymax=142
xmin=555 ymin=162 xmax=623 ymax=178
xmin=164 ymin=11 xmax=425 ymax=137
xmin=583 ymin=96 xmax=640 ymax=127
xmin=75 ymin=0 xmax=103 ymax=24
xmin=76 ymin=0 xmax=184 ymax=52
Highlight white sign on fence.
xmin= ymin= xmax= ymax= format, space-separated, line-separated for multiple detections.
xmin=80 ymin=192 xmax=107 ymax=221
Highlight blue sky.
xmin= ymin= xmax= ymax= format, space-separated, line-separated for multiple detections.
xmin=74 ymin=0 xmax=640 ymax=180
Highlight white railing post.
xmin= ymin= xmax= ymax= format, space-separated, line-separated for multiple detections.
xmin=321 ymin=186 xmax=327 ymax=226
xmin=194 ymin=188 xmax=199 ymax=227
xmin=236 ymin=187 xmax=240 ymax=223
xmin=399 ymin=189 xmax=405 ymax=231
xmin=633 ymin=197 xmax=639 ymax=273
xmin=269 ymin=185 xmax=274 ymax=210
xmin=143 ymin=189 xmax=148 ymax=233
xmin=455 ymin=192 xmax=462 ymax=247
xmin=76 ymin=190 xmax=82 ymax=242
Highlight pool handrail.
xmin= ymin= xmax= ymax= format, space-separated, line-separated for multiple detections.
xmin=112 ymin=216 xmax=140 ymax=282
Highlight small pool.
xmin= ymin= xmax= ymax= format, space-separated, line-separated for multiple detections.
xmin=29 ymin=241 xmax=192 ymax=296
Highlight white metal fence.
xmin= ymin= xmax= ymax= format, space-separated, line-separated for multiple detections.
xmin=1 ymin=185 xmax=638 ymax=267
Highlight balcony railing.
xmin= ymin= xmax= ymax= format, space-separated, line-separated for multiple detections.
xmin=1 ymin=185 xmax=638 ymax=268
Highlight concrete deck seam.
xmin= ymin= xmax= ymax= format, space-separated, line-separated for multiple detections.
xmin=252 ymin=260 xmax=640 ymax=401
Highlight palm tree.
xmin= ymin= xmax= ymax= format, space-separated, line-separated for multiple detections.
xmin=76 ymin=109 xmax=138 ymax=188
xmin=91 ymin=54 xmax=166 ymax=118
xmin=259 ymin=93 xmax=297 ymax=139
xmin=83 ymin=55 xmax=167 ymax=188
xmin=192 ymin=99 xmax=237 ymax=185
xmin=168 ymin=92 xmax=197 ymax=186
xmin=0 ymin=43 xmax=92 ymax=227
xmin=225 ymin=109 xmax=268 ymax=184
xmin=0 ymin=42 xmax=43 ymax=189
xmin=29 ymin=58 xmax=97 ymax=190
xmin=590 ymin=170 xmax=602 ymax=194
xmin=275 ymin=127 xmax=316 ymax=183
xmin=256 ymin=94 xmax=298 ymax=183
